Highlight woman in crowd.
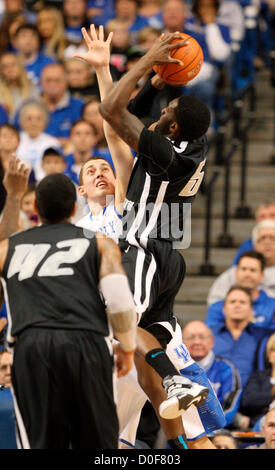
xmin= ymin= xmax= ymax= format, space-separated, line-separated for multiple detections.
xmin=0 ymin=53 xmax=39 ymax=122
xmin=37 ymin=6 xmax=67 ymax=61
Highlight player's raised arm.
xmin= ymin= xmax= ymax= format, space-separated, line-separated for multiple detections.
xmin=96 ymin=234 xmax=136 ymax=377
xmin=74 ymin=24 xmax=133 ymax=208
xmin=0 ymin=154 xmax=30 ymax=241
xmin=0 ymin=239 xmax=9 ymax=306
xmin=0 ymin=316 xmax=7 ymax=333
xmin=99 ymin=32 xmax=185 ymax=152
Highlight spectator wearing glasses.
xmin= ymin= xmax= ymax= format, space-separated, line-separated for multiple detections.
xmin=182 ymin=320 xmax=242 ymax=426
xmin=206 ymin=251 xmax=275 ymax=330
xmin=207 ymin=220 xmax=275 ymax=305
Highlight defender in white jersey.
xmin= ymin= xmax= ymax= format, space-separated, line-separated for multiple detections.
xmin=76 ymin=201 xmax=122 ymax=242
xmin=76 ymin=158 xmax=122 ymax=243
xmin=75 ymin=25 xmax=225 ymax=449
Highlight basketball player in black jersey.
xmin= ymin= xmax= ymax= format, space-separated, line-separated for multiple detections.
xmin=75 ymin=26 xmax=226 ymax=449
xmin=0 ymin=173 xmax=138 ymax=449
xmin=0 ymin=153 xmax=30 ymax=346
xmin=99 ymin=31 xmax=210 ymax=340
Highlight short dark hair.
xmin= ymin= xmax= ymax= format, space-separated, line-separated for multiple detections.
xmin=0 ymin=123 xmax=19 ymax=139
xmin=42 ymin=147 xmax=65 ymax=161
xmin=79 ymin=156 xmax=115 ymax=185
xmin=23 ymin=183 xmax=36 ymax=198
xmin=115 ymin=0 xmax=141 ymax=5
xmin=0 ymin=348 xmax=9 ymax=357
xmin=15 ymin=23 xmax=40 ymax=39
xmin=35 ymin=174 xmax=76 ymax=222
xmin=225 ymin=285 xmax=253 ymax=306
xmin=192 ymin=0 xmax=220 ymax=16
xmin=70 ymin=119 xmax=97 ymax=136
xmin=174 ymin=95 xmax=210 ymax=141
xmin=82 ymin=96 xmax=100 ymax=110
xmin=238 ymin=250 xmax=266 ymax=271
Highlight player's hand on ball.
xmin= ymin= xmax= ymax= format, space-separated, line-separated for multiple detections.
xmin=144 ymin=32 xmax=187 ymax=67
xmin=153 ymin=32 xmax=203 ymax=86
xmin=151 ymin=74 xmax=166 ymax=90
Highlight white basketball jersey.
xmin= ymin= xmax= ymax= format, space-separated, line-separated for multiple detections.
xmin=76 ymin=199 xmax=123 ymax=243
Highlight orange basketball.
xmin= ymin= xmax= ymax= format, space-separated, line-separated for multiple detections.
xmin=153 ymin=32 xmax=203 ymax=86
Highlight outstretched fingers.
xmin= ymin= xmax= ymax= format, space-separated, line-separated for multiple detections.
xmin=90 ymin=23 xmax=98 ymax=41
xmin=98 ymin=24 xmax=104 ymax=41
xmin=87 ymin=24 xmax=113 ymax=46
xmin=106 ymin=31 xmax=113 ymax=46
xmin=81 ymin=27 xmax=92 ymax=47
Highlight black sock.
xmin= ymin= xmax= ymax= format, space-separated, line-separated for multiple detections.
xmin=168 ymin=435 xmax=189 ymax=450
xmin=145 ymin=348 xmax=180 ymax=379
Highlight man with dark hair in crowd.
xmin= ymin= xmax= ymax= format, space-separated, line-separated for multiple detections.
xmin=206 ymin=250 xmax=275 ymax=329
xmin=14 ymin=23 xmax=56 ymax=86
xmin=210 ymin=285 xmax=273 ymax=389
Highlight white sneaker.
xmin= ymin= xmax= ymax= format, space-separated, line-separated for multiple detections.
xmin=159 ymin=375 xmax=209 ymax=420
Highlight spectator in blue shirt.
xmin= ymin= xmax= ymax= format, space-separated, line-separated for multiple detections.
xmin=246 ymin=408 xmax=275 ymax=449
xmin=0 ymin=349 xmax=17 ymax=449
xmin=182 ymin=320 xmax=242 ymax=426
xmin=138 ymin=0 xmax=164 ymax=30
xmin=0 ymin=105 xmax=8 ymax=127
xmin=162 ymin=0 xmax=231 ymax=116
xmin=114 ymin=0 xmax=150 ymax=44
xmin=39 ymin=63 xmax=84 ymax=149
xmin=207 ymin=220 xmax=275 ymax=305
xmin=233 ymin=201 xmax=275 ymax=265
xmin=210 ymin=285 xmax=273 ymax=388
xmin=206 ymin=251 xmax=275 ymax=329
xmin=13 ymin=24 xmax=56 ymax=87
xmin=0 ymin=305 xmax=7 ymax=350
xmin=87 ymin=0 xmax=115 ymax=26
xmin=239 ymin=332 xmax=275 ymax=429
xmin=63 ymin=0 xmax=90 ymax=45
xmin=182 ymin=0 xmax=231 ymax=118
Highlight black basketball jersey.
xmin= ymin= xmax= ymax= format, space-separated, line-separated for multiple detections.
xmin=121 ymin=127 xmax=208 ymax=246
xmin=1 ymin=222 xmax=108 ymax=339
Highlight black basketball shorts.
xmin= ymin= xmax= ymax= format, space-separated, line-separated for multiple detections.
xmin=120 ymin=239 xmax=186 ymax=343
xmin=11 ymin=328 xmax=118 ymax=449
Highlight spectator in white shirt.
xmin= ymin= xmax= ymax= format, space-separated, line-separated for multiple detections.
xmin=16 ymin=100 xmax=61 ymax=181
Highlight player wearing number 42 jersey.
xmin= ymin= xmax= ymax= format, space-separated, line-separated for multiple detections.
xmin=0 ymin=173 xmax=138 ymax=449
